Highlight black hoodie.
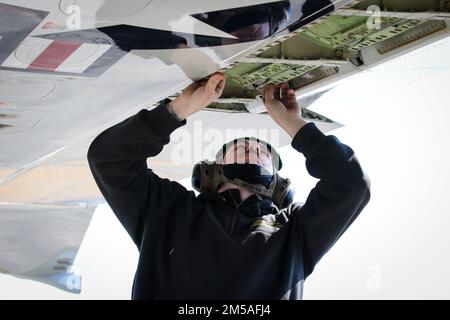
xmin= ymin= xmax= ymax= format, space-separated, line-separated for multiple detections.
xmin=87 ymin=101 xmax=370 ymax=300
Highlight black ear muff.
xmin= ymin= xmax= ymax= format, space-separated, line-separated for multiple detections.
xmin=192 ymin=161 xmax=224 ymax=193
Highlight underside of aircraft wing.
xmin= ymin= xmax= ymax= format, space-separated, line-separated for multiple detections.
xmin=1 ymin=0 xmax=449 ymax=293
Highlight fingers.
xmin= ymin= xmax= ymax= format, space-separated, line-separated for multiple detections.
xmin=279 ymin=83 xmax=295 ymax=99
xmin=262 ymin=83 xmax=299 ymax=115
xmin=279 ymin=82 xmax=289 ymax=99
xmin=272 ymin=83 xmax=296 ymax=107
xmin=263 ymin=84 xmax=276 ymax=103
xmin=215 ymin=78 xmax=225 ymax=95
xmin=263 ymin=83 xmax=292 ymax=101
xmin=283 ymin=88 xmax=296 ymax=104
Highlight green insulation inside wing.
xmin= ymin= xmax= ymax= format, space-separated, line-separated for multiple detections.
xmin=224 ymin=63 xmax=318 ymax=89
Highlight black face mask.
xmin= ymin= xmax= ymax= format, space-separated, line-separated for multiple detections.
xmin=222 ymin=164 xmax=274 ymax=189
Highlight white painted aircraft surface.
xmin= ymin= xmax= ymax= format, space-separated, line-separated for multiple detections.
xmin=1 ymin=0 xmax=449 ymax=293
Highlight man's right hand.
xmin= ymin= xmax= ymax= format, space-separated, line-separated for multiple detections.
xmin=170 ymin=73 xmax=225 ymax=121
xmin=262 ymin=83 xmax=309 ymax=138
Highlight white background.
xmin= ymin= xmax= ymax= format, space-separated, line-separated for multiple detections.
xmin=1 ymin=36 xmax=450 ymax=300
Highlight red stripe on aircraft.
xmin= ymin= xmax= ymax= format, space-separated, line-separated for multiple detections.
xmin=29 ymin=41 xmax=82 ymax=71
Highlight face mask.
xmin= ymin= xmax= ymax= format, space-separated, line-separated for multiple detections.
xmin=222 ymin=163 xmax=274 ymax=189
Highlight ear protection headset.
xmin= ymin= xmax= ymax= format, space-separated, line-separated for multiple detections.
xmin=191 ymin=137 xmax=295 ymax=209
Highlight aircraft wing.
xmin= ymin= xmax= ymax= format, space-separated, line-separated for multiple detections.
xmin=1 ymin=0 xmax=449 ymax=293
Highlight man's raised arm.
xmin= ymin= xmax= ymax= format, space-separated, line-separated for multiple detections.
xmin=87 ymin=73 xmax=225 ymax=247
xmin=263 ymin=83 xmax=371 ymax=278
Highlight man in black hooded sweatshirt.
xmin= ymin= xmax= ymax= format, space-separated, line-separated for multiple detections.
xmin=88 ymin=73 xmax=371 ymax=299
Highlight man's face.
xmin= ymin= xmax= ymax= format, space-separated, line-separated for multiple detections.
xmin=222 ymin=140 xmax=274 ymax=175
